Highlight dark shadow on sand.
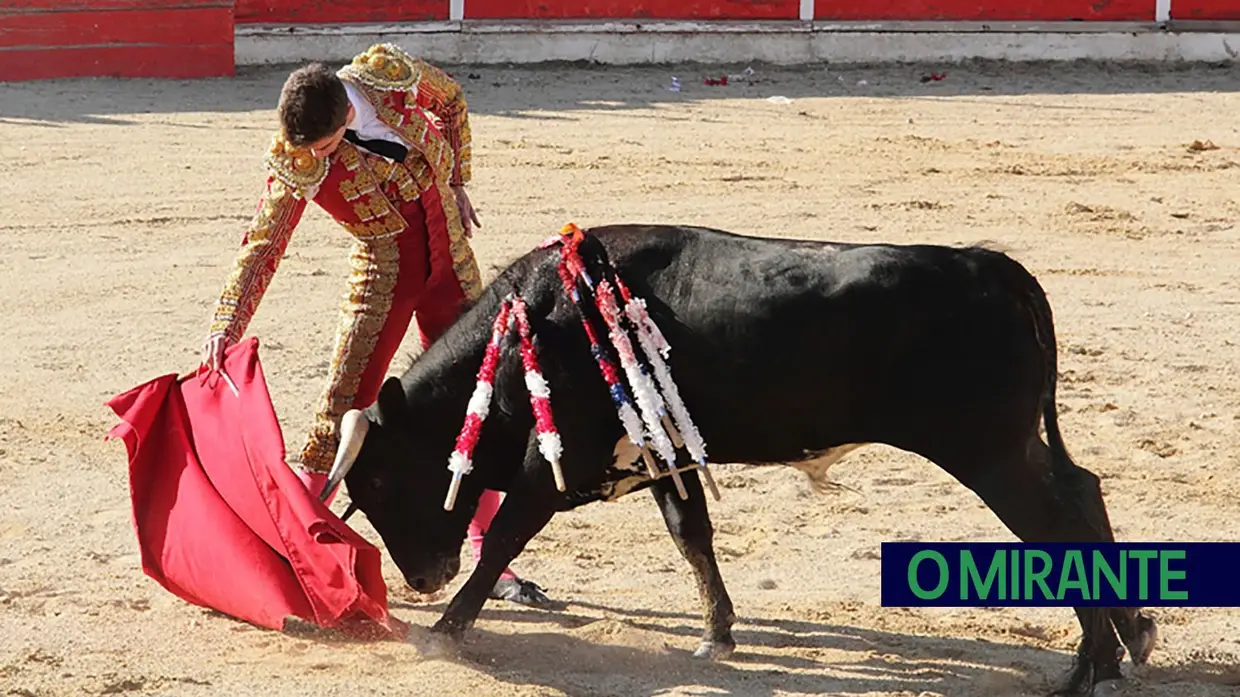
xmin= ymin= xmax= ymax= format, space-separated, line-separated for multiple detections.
xmin=391 ymin=597 xmax=1066 ymax=696
xmin=255 ymin=580 xmax=1240 ymax=695
xmin=2 ymin=59 xmax=1237 ymax=126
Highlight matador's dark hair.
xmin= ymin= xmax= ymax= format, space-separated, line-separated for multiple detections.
xmin=277 ymin=62 xmax=350 ymax=146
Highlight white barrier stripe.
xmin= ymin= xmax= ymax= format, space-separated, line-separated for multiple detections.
xmin=800 ymin=0 xmax=814 ymax=22
xmin=1157 ymin=0 xmax=1171 ymax=23
xmin=451 ymin=0 xmax=464 ymax=22
xmin=235 ymin=21 xmax=1240 ymax=68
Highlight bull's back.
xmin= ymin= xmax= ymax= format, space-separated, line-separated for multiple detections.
xmin=586 ymin=225 xmax=1047 ymax=463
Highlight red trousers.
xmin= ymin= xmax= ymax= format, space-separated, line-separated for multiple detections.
xmin=299 ymin=187 xmax=467 ymax=472
xmin=351 ymin=195 xmax=466 ymax=405
xmin=299 ymin=186 xmax=513 ymax=577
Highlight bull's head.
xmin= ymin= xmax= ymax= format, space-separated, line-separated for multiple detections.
xmin=319 ymin=377 xmax=479 ymax=595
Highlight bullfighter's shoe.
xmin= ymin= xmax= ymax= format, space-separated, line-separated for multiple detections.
xmin=491 ymin=577 xmax=554 ymax=608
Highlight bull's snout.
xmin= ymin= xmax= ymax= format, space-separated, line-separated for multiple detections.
xmin=405 ymin=555 xmax=461 ymax=594
xmin=408 ymin=575 xmax=441 ymax=594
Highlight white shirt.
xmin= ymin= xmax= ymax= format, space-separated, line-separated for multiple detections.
xmin=343 ymin=81 xmax=410 ymax=150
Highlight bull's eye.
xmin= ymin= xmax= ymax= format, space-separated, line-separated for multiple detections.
xmin=370 ymin=477 xmax=384 ymax=490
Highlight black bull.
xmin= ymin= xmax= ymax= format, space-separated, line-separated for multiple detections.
xmin=321 ymin=224 xmax=1157 ymax=696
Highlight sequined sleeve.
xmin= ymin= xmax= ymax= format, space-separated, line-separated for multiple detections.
xmin=208 ymin=176 xmax=307 ymax=342
xmin=414 ymin=59 xmax=471 ymax=186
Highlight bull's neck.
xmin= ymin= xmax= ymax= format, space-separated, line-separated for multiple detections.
xmin=400 ymin=331 xmax=492 ymax=433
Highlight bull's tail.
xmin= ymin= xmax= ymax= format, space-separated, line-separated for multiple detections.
xmin=1003 ymin=254 xmax=1074 ymax=470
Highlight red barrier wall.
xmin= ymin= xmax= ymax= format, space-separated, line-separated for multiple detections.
xmin=235 ymin=0 xmax=447 ymax=23
xmin=0 ymin=0 xmax=1213 ymax=82
xmin=1172 ymin=0 xmax=1240 ymax=20
xmin=0 ymin=0 xmax=234 ymax=81
xmin=465 ymin=0 xmax=800 ymax=19
xmin=815 ymin=0 xmax=1155 ymax=21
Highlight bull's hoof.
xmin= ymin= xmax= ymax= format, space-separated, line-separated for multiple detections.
xmin=1050 ymin=655 xmax=1095 ymax=697
xmin=691 ymin=639 xmax=736 ymax=661
xmin=1050 ymin=653 xmax=1125 ymax=697
xmin=429 ymin=617 xmax=469 ymax=643
xmin=1126 ymin=615 xmax=1158 ymax=665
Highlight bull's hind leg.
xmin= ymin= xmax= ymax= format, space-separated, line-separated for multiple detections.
xmin=948 ymin=437 xmax=1133 ymax=697
xmin=649 ymin=469 xmax=737 ymax=660
xmin=1110 ymin=607 xmax=1158 ymax=666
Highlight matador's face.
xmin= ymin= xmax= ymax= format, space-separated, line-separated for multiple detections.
xmin=307 ymin=105 xmax=355 ymax=158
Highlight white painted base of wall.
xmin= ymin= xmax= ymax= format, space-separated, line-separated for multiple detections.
xmin=235 ymin=21 xmax=1240 ymax=67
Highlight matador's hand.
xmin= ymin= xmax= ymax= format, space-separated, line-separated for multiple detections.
xmin=452 ymin=185 xmax=482 ymax=237
xmin=201 ymin=333 xmax=232 ymax=373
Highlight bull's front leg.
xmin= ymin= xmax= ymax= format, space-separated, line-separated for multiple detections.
xmin=431 ymin=487 xmax=554 ymax=641
xmin=650 ymin=469 xmax=737 ymax=660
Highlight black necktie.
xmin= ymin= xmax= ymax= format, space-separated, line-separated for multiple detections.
xmin=343 ymin=129 xmax=409 ymax=162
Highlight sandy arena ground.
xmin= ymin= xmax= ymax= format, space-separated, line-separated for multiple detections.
xmin=2 ymin=59 xmax=1239 ymax=697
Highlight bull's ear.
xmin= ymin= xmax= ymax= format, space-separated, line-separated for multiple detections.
xmin=375 ymin=376 xmax=407 ymax=428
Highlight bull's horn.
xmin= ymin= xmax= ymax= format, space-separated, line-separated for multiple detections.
xmin=319 ymin=409 xmax=370 ymax=503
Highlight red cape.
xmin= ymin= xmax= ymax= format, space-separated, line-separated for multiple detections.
xmin=105 ymin=337 xmax=406 ymax=639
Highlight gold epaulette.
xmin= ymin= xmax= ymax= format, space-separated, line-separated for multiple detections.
xmin=263 ymin=134 xmax=329 ymax=196
xmin=337 ymin=43 xmax=422 ymax=92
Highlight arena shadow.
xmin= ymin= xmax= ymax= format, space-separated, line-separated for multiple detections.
xmin=366 ymin=597 xmax=1067 ymax=696
xmin=1 ymin=58 xmax=1236 ymax=124
xmin=280 ymin=597 xmax=1239 ymax=695
xmin=419 ymin=602 xmax=1066 ymax=696
xmin=430 ymin=600 xmax=1240 ymax=696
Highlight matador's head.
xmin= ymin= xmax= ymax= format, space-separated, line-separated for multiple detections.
xmin=278 ymin=62 xmax=356 ymax=158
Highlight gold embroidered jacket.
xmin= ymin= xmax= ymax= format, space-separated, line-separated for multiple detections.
xmin=208 ymin=43 xmax=475 ymax=342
